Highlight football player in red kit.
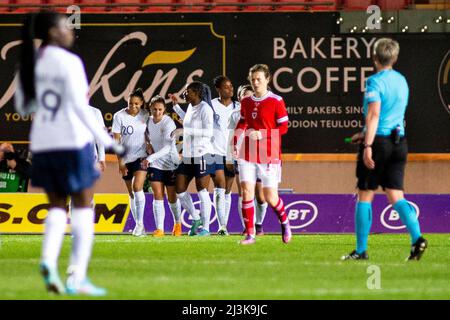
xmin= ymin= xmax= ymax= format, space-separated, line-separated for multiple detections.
xmin=234 ymin=64 xmax=291 ymax=245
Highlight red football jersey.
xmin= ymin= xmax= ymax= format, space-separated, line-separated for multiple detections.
xmin=234 ymin=92 xmax=289 ymax=164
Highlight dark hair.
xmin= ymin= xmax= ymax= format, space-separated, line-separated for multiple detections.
xmin=237 ymin=84 xmax=253 ymax=100
xmin=213 ymin=75 xmax=231 ymax=89
xmin=129 ymin=87 xmax=145 ymax=102
xmin=187 ymin=81 xmax=219 ymax=128
xmin=19 ymin=11 xmax=63 ymax=113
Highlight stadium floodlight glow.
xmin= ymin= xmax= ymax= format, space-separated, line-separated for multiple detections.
xmin=376 ymin=16 xmax=384 ymax=24
xmin=435 ymin=16 xmax=443 ymax=23
xmin=336 ymin=17 xmax=344 ymax=25
xmin=401 ymin=26 xmax=409 ymax=32
xmin=421 ymin=25 xmax=428 ymax=33
xmin=446 ymin=18 xmax=450 ymax=24
xmin=350 ymin=26 xmax=358 ymax=33
xmin=387 ymin=16 xmax=395 ymax=24
xmin=362 ymin=26 xmax=369 ymax=33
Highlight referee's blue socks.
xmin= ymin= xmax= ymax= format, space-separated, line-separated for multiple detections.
xmin=393 ymin=199 xmax=421 ymax=244
xmin=355 ymin=202 xmax=372 ymax=254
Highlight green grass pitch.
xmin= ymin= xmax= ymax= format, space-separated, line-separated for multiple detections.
xmin=0 ymin=234 xmax=449 ymax=299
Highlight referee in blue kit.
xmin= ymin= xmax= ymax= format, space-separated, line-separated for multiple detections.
xmin=342 ymin=38 xmax=427 ymax=261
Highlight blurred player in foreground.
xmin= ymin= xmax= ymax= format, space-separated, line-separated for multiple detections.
xmin=15 ymin=11 xmax=126 ymax=295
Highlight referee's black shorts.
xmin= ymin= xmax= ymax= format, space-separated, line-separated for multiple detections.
xmin=356 ymin=136 xmax=407 ymax=191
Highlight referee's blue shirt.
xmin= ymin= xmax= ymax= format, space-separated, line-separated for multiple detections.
xmin=363 ymin=69 xmax=409 ymax=136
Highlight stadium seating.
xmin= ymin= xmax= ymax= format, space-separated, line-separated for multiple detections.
xmin=243 ymin=0 xmax=276 ymax=11
xmin=309 ymin=0 xmax=339 ymax=11
xmin=342 ymin=0 xmax=373 ymax=10
xmin=47 ymin=0 xmax=82 ymax=11
xmin=128 ymin=0 xmax=176 ymax=12
xmin=208 ymin=0 xmax=243 ymax=12
xmin=8 ymin=0 xmax=43 ymax=12
xmin=143 ymin=0 xmax=178 ymax=12
xmin=277 ymin=0 xmax=311 ymax=11
xmin=175 ymin=0 xmax=211 ymax=12
xmin=376 ymin=0 xmax=409 ymax=10
xmin=0 ymin=0 xmax=432 ymax=13
xmin=110 ymin=0 xmax=146 ymax=12
xmin=79 ymin=0 xmax=112 ymax=12
xmin=0 ymin=0 xmax=10 ymax=12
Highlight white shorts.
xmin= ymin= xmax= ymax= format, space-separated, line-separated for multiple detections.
xmin=238 ymin=159 xmax=281 ymax=188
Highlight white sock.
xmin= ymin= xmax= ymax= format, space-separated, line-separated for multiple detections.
xmin=238 ymin=196 xmax=245 ymax=229
xmin=69 ymin=207 xmax=94 ymax=286
xmin=214 ymin=188 xmax=226 ymax=229
xmin=129 ymin=194 xmax=137 ymax=223
xmin=41 ymin=207 xmax=67 ymax=269
xmin=68 ymin=199 xmax=73 ymax=220
xmin=255 ymin=201 xmax=268 ymax=225
xmin=198 ymin=189 xmax=212 ymax=232
xmin=225 ymin=193 xmax=232 ymax=226
xmin=169 ymin=200 xmax=181 ymax=224
xmin=134 ymin=191 xmax=146 ymax=225
xmin=177 ymin=192 xmax=200 ymax=220
xmin=153 ymin=199 xmax=165 ymax=231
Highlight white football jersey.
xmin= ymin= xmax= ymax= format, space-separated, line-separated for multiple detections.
xmin=211 ymin=98 xmax=238 ymax=157
xmin=181 ymin=101 xmax=214 ymax=158
xmin=228 ymin=101 xmax=241 ymax=130
xmin=89 ymin=106 xmax=106 ymax=162
xmin=14 ymin=45 xmax=113 ymax=152
xmin=146 ymin=115 xmax=179 ymax=171
xmin=112 ymin=108 xmax=148 ymax=164
xmin=227 ymin=102 xmax=243 ymax=161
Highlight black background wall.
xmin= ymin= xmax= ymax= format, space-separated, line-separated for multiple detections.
xmin=0 ymin=12 xmax=449 ymax=153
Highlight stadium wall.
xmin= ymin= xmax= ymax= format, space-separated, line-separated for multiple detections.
xmin=1 ymin=193 xmax=449 ymax=233
xmin=63 ymin=159 xmax=450 ymax=194
xmin=1 ymin=12 xmax=449 ymax=154
xmin=1 ymin=12 xmax=449 ymax=204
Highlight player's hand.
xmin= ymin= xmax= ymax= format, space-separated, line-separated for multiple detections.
xmin=146 ymin=142 xmax=154 ymax=154
xmin=232 ymin=146 xmax=239 ymax=159
xmin=119 ymin=163 xmax=128 ymax=176
xmin=248 ymin=130 xmax=262 ymax=141
xmin=98 ymin=161 xmax=106 ymax=172
xmin=351 ymin=132 xmax=364 ymax=144
xmin=110 ymin=142 xmax=127 ymax=158
xmin=171 ymin=128 xmax=184 ymax=140
xmin=141 ymin=159 xmax=150 ymax=170
xmin=168 ymin=93 xmax=179 ymax=105
xmin=363 ymin=147 xmax=375 ymax=170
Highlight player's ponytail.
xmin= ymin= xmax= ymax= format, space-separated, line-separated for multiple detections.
xmin=130 ymin=87 xmax=145 ymax=102
xmin=187 ymin=81 xmax=219 ymax=128
xmin=149 ymin=95 xmax=167 ymax=114
xmin=19 ymin=13 xmax=37 ymax=112
xmin=18 ymin=11 xmax=62 ymax=113
xmin=202 ymin=83 xmax=220 ymax=129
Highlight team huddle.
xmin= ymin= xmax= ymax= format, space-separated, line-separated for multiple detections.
xmin=14 ymin=11 xmax=427 ymax=297
xmin=111 ymin=65 xmax=291 ymax=245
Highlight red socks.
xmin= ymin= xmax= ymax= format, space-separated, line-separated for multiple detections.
xmin=273 ymin=198 xmax=288 ymax=224
xmin=242 ymin=200 xmax=255 ymax=236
